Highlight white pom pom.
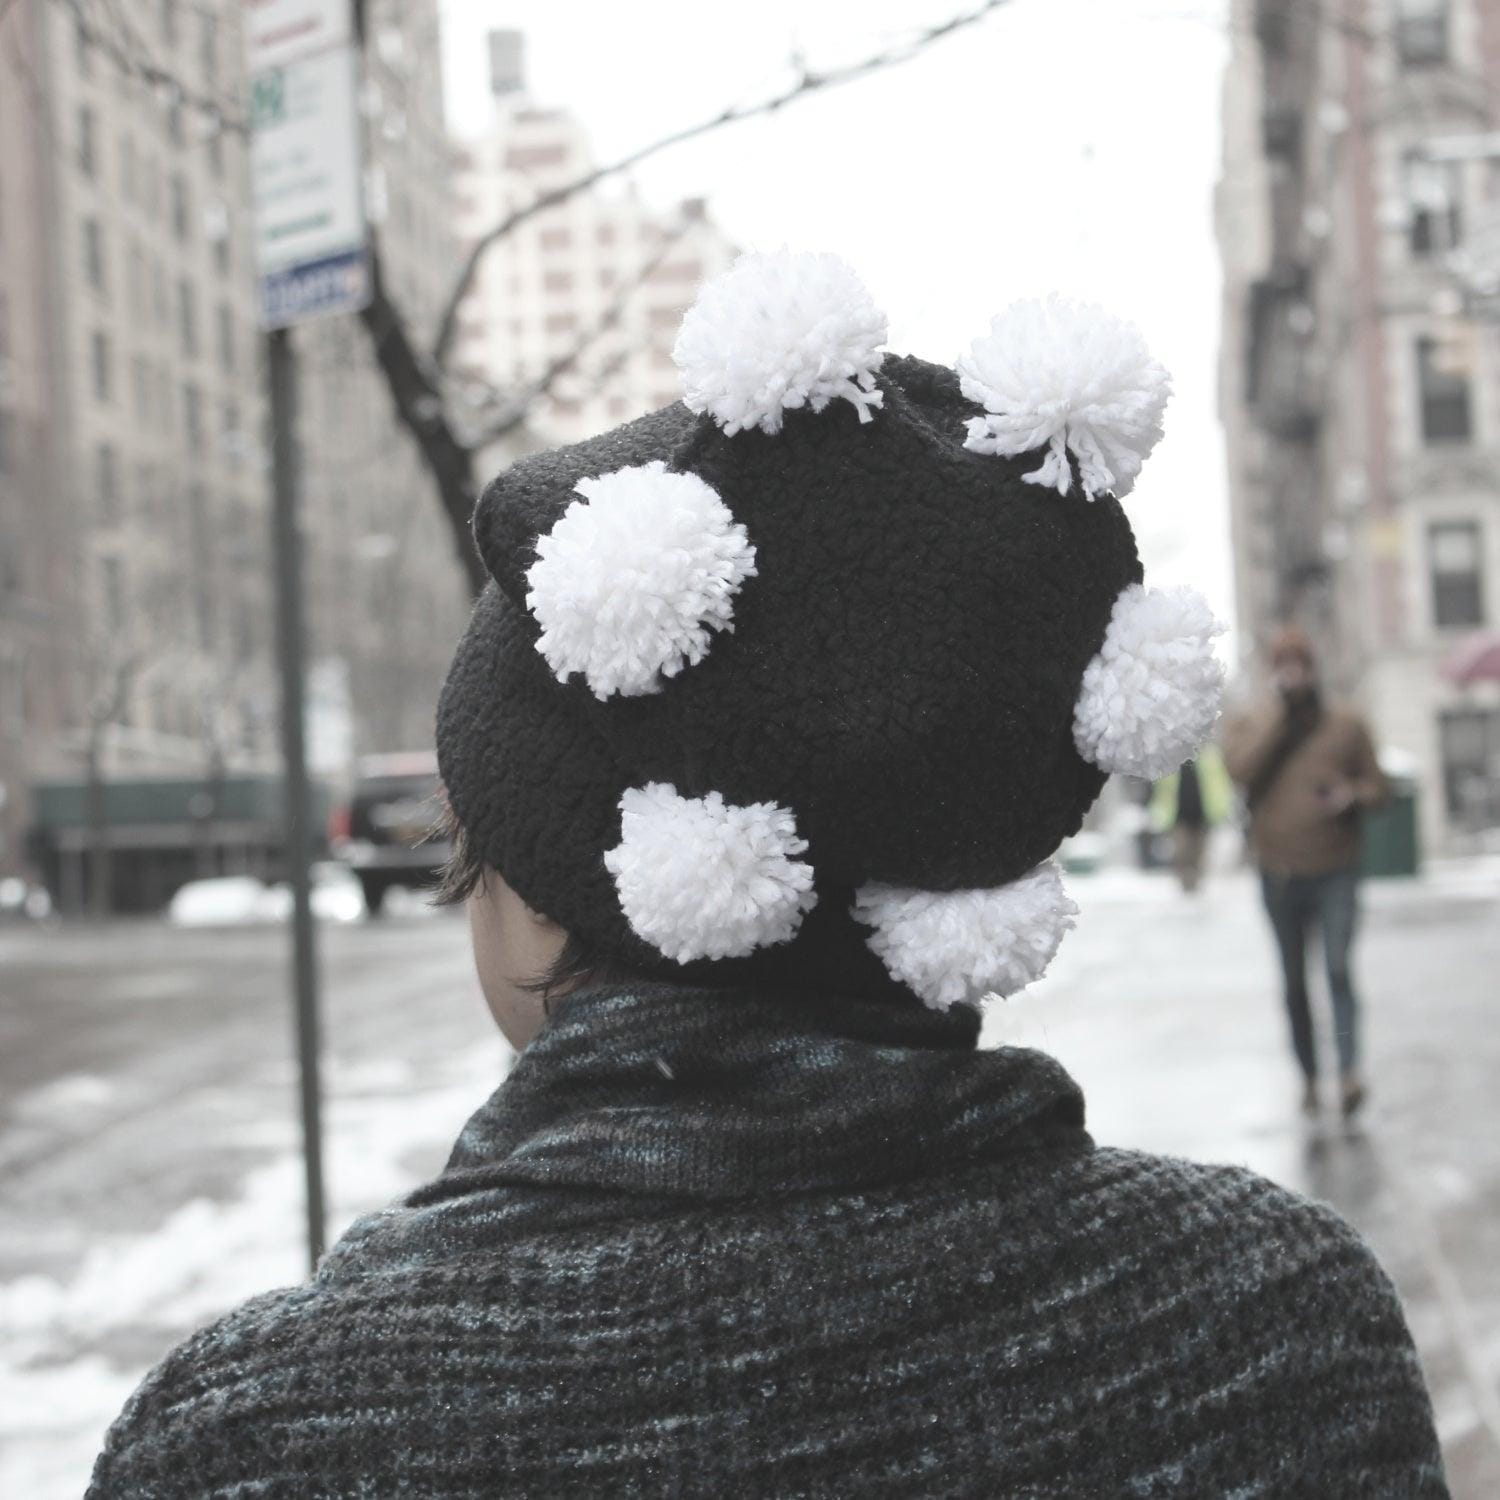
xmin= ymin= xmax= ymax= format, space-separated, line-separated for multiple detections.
xmin=851 ymin=864 xmax=1077 ymax=1012
xmin=957 ymin=296 xmax=1171 ymax=498
xmin=673 ymin=250 xmax=887 ymax=436
xmin=524 ymin=461 xmax=757 ymax=699
xmin=1072 ymin=583 xmax=1226 ymax=779
xmin=604 ymin=784 xmax=818 ymax=963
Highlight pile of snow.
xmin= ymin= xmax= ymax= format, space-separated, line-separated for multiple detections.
xmin=166 ymin=866 xmax=364 ymax=928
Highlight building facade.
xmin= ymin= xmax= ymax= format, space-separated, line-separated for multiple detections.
xmin=0 ymin=0 xmax=471 ymax=902
xmin=0 ymin=0 xmax=72 ymax=883
xmin=451 ymin=30 xmax=738 ymax=449
xmin=1219 ymin=0 xmax=1500 ymax=854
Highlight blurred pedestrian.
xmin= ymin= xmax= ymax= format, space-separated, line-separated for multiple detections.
xmin=1152 ymin=747 xmax=1230 ymax=893
xmin=1223 ymin=626 xmax=1389 ymax=1118
xmin=88 ymin=259 xmax=1443 ymax=1497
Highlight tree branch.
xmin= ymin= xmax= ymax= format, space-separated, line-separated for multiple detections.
xmin=465 ymin=213 xmax=694 ymax=449
xmin=431 ymin=0 xmax=1015 ymax=371
xmin=357 ymin=251 xmax=488 ymax=595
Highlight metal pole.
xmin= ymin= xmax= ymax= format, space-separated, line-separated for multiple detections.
xmin=268 ymin=324 xmax=326 ymax=1272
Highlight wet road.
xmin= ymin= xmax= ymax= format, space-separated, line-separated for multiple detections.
xmin=2 ymin=863 xmax=1497 ymax=1496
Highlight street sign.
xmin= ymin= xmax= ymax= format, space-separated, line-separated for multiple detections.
xmin=245 ymin=0 xmax=369 ymax=329
xmin=245 ymin=0 xmax=352 ymax=72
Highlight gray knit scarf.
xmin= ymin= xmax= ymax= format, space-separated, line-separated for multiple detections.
xmin=87 ymin=981 xmax=1447 ymax=1498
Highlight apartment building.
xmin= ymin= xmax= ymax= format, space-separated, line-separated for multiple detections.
xmin=0 ymin=0 xmax=72 ymax=882
xmin=1219 ymin=0 xmax=1500 ymax=853
xmin=452 ymin=31 xmax=738 ymax=448
xmin=0 ymin=0 xmax=472 ymax=897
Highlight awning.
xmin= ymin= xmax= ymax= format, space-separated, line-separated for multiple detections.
xmin=1441 ymin=631 xmax=1500 ymax=685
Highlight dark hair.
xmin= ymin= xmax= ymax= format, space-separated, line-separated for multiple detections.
xmin=432 ymin=807 xmax=632 ymax=1006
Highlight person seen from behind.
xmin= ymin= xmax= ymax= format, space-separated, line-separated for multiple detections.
xmin=1223 ymin=625 xmax=1389 ymax=1118
xmin=1151 ymin=746 xmax=1231 ymax=894
xmin=87 ymin=256 xmax=1443 ymax=1496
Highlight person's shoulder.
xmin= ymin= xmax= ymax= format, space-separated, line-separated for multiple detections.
xmin=1087 ymin=1145 xmax=1373 ymax=1262
xmin=1048 ymin=1148 xmax=1442 ymax=1485
xmin=85 ymin=1281 xmax=330 ymax=1498
xmin=1080 ymin=1147 xmax=1429 ymax=1378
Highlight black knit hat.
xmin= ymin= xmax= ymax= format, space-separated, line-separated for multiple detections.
xmin=437 ymin=252 xmax=1223 ymax=1009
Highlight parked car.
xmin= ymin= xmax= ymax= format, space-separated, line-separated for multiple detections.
xmin=328 ymin=753 xmax=450 ymax=916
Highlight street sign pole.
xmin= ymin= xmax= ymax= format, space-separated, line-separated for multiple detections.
xmin=246 ymin=0 xmax=371 ymax=1274
xmin=267 ymin=324 xmax=326 ymax=1271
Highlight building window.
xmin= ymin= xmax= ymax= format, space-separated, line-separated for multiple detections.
xmin=126 ymin=242 xmax=145 ymax=308
xmin=170 ymin=173 xmax=190 ymax=241
xmin=166 ymin=99 xmax=184 ymax=149
xmin=78 ymin=104 xmax=97 ymax=177
xmin=96 ymin=441 xmax=119 ymax=521
xmin=160 ymin=0 xmax=178 ymax=47
xmin=177 ymin=277 xmax=198 ymax=358
xmin=102 ymin=556 xmax=126 ymax=631
xmin=216 ymin=303 xmax=235 ymax=373
xmin=1429 ymin=520 xmax=1486 ymax=628
xmin=152 ymin=260 xmax=169 ymax=326
xmin=544 ymin=313 xmax=578 ymax=336
xmin=182 ymin=382 xmax=203 ymax=449
xmin=1405 ymin=153 xmax=1461 ymax=255
xmin=539 ymin=227 xmax=571 ymax=251
xmin=542 ymin=270 xmax=574 ymax=293
xmin=1417 ymin=336 xmax=1472 ymax=443
xmin=213 ymin=232 xmax=231 ymax=277
xmin=136 ymin=461 xmax=156 ymax=521
xmin=1394 ymin=0 xmax=1448 ymax=67
xmin=90 ymin=330 xmax=112 ymax=402
xmin=1438 ymin=709 xmax=1500 ymax=825
xmin=75 ymin=17 xmax=93 ymax=78
xmin=120 ymin=134 xmax=137 ymax=203
xmin=199 ymin=14 xmax=218 ymax=82
xmin=222 ymin=402 xmax=245 ymax=466
xmin=142 ymin=155 xmax=161 ymax=221
xmin=82 ymin=216 xmax=106 ymax=294
xmin=505 ymin=143 xmax=567 ymax=171
xmin=131 ymin=353 xmax=150 ymax=422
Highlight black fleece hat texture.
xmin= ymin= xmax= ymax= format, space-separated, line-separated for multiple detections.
xmin=436 ymin=254 xmax=1216 ymax=1007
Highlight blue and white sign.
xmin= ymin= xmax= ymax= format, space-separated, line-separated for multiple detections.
xmin=245 ymin=0 xmax=369 ymax=329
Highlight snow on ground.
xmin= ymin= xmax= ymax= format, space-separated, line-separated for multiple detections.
xmin=0 ymin=1049 xmax=507 ymax=1499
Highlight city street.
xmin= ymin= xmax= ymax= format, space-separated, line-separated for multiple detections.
xmin=2 ymin=860 xmax=1498 ymax=1497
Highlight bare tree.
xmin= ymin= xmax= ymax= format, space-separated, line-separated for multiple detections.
xmin=41 ymin=0 xmax=1014 ymax=597
xmin=363 ymin=0 xmax=1013 ymax=593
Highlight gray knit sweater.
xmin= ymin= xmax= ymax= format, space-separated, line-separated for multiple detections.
xmin=88 ymin=982 xmax=1446 ymax=1497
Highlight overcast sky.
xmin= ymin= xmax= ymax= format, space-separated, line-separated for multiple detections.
xmin=438 ymin=0 xmax=1234 ymax=621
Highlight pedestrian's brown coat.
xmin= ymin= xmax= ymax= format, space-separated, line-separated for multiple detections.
xmin=1223 ymin=700 xmax=1389 ymax=875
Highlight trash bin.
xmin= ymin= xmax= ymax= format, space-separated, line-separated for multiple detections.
xmin=1361 ymin=776 xmax=1420 ymax=878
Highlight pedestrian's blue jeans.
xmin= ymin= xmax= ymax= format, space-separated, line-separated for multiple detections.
xmin=1259 ymin=866 xmax=1362 ymax=1080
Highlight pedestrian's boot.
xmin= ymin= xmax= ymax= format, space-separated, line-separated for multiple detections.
xmin=1340 ymin=1073 xmax=1367 ymax=1119
xmin=1300 ymin=1078 xmax=1320 ymax=1116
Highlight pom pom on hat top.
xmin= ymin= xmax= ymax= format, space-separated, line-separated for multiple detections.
xmin=446 ymin=248 xmax=1225 ymax=1012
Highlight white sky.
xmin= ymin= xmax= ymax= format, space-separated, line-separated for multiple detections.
xmin=439 ymin=0 xmax=1234 ymax=620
